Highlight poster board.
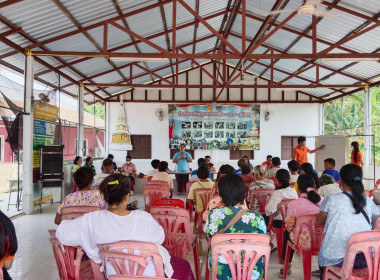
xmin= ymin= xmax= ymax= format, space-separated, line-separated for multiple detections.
xmin=315 ymin=135 xmax=348 ymax=172
xmin=169 ymin=104 xmax=260 ymax=150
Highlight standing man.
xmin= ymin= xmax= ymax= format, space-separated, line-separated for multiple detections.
xmin=172 ymin=143 xmax=193 ymax=195
xmin=83 ymin=156 xmax=96 ymax=176
xmin=293 ymin=136 xmax=325 ymax=166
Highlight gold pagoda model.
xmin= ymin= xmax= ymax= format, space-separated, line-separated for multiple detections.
xmin=110 ymin=100 xmax=132 ymax=150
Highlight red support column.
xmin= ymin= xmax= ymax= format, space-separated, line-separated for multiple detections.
xmin=103 ymin=23 xmax=108 ymax=53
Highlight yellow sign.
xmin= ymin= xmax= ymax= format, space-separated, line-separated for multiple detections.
xmin=34 ymin=104 xmax=59 ymax=122
xmin=33 ymin=194 xmax=53 ymax=206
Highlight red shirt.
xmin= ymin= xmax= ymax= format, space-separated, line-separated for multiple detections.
xmin=262 ymin=161 xmax=273 ymax=170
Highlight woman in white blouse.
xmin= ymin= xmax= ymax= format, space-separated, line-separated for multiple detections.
xmin=56 ymin=173 xmax=194 ymax=279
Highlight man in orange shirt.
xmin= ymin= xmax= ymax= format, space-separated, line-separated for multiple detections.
xmin=293 ymin=136 xmax=325 ymax=165
xmin=262 ymin=155 xmax=273 ymax=170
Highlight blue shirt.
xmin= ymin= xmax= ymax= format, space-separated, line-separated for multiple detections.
xmin=234 ymin=169 xmax=242 ymax=176
xmin=173 ymin=151 xmax=192 ymax=172
xmin=318 ymin=192 xmax=379 ymax=267
xmin=322 ymin=169 xmax=340 ymax=182
xmin=191 ymin=169 xmax=212 ymax=179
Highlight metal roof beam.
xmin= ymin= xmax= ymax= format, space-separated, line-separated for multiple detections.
xmin=158 ymin=0 xmax=175 ymax=76
xmin=0 ymin=0 xmax=23 ymax=9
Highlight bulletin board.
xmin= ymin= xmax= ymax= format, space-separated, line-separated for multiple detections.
xmin=315 ymin=135 xmax=348 ymax=172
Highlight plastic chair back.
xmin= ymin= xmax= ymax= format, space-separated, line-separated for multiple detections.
xmin=193 ymin=188 xmax=212 ymax=214
xmin=151 ymin=208 xmax=194 ymax=257
xmin=248 ymin=189 xmax=274 ymax=214
xmin=211 ymin=233 xmax=271 ymax=280
xmin=293 ymin=214 xmax=324 ymax=254
xmin=98 ymin=241 xmax=164 ymax=277
xmin=278 ymin=199 xmax=295 ymax=227
xmin=375 ymin=216 xmax=380 ymax=230
xmin=375 ymin=178 xmax=380 ymax=190
xmin=61 ymin=206 xmax=103 ymax=220
xmin=143 ymin=184 xmax=170 ymax=212
xmin=151 ymin=198 xmax=185 ymax=208
xmin=147 ymin=176 xmax=153 ymax=182
xmin=324 ymin=230 xmax=380 ymax=280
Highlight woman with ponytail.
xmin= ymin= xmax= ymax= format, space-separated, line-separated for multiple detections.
xmin=56 ymin=173 xmax=194 ymax=279
xmin=317 ymin=164 xmax=379 ymax=280
xmin=278 ymin=174 xmax=323 ymax=276
xmin=294 ymin=162 xmax=320 ymax=192
xmin=350 ymin=141 xmax=364 ymax=168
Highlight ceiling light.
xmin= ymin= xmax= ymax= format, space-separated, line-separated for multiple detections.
xmin=109 ymin=57 xmax=169 ymax=62
xmin=319 ymin=57 xmax=379 ymax=62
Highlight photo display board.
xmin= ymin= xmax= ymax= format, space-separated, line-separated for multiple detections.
xmin=169 ymin=104 xmax=260 ymax=150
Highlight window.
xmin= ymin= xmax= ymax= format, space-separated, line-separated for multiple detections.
xmin=281 ymin=136 xmax=300 ymax=160
xmin=128 ymin=135 xmax=151 ymax=159
xmin=170 ymin=149 xmax=195 ymax=159
xmin=229 ymin=150 xmax=254 ymax=160
xmin=75 ymin=138 xmax=89 ymax=157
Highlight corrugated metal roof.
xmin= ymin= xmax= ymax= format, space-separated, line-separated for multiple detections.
xmin=0 ymin=0 xmax=379 ymax=102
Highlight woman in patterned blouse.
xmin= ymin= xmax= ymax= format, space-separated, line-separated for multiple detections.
xmin=54 ymin=167 xmax=107 ymax=224
xmin=204 ymin=174 xmax=267 ymax=280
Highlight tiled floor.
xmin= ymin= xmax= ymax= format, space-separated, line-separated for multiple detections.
xmin=7 ymin=193 xmax=320 ymax=280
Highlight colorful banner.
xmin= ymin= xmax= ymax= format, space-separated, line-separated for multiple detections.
xmin=32 ymin=112 xmax=58 ymax=207
xmin=169 ymin=104 xmax=260 ymax=150
xmin=33 ymin=104 xmax=59 ymax=122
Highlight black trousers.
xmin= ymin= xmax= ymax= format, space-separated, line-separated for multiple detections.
xmin=282 ymin=230 xmax=295 ymax=263
xmin=175 ymin=174 xmax=189 ymax=193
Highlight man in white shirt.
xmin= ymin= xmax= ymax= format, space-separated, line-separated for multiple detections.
xmin=318 ymin=174 xmax=342 ymax=198
xmin=267 ymin=157 xmax=281 ymax=178
xmin=93 ymin=158 xmax=114 ymax=188
xmin=287 ymin=160 xmax=299 ymax=184
xmin=151 ymin=161 xmax=174 ymax=192
xmin=147 ymin=159 xmax=160 ymax=177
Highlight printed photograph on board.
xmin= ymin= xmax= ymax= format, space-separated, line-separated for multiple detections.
xmin=169 ymin=104 xmax=260 ymax=150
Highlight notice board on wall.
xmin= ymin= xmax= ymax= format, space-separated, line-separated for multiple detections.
xmin=315 ymin=135 xmax=348 ymax=172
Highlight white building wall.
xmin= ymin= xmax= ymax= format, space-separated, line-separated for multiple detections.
xmin=108 ymin=102 xmax=321 ymax=174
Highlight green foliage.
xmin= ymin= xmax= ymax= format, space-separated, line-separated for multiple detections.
xmin=84 ymin=104 xmax=105 ymax=120
xmin=324 ymin=88 xmax=380 ymax=165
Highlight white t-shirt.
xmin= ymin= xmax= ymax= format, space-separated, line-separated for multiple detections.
xmin=56 ymin=209 xmax=168 ymax=277
xmin=147 ymin=169 xmax=159 ymax=177
xmin=289 ymin=174 xmax=299 ymax=184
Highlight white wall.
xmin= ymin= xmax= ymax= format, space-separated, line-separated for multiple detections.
xmin=107 ymin=102 xmax=322 ymax=174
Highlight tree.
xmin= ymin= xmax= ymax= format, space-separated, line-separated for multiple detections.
xmin=84 ymin=104 xmax=105 ymax=120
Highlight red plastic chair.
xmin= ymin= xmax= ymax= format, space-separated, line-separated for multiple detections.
xmin=49 ymin=235 xmax=101 ymax=280
xmin=143 ymin=184 xmax=170 ymax=212
xmin=185 ymin=181 xmax=196 ymax=220
xmin=283 ymin=214 xmax=325 ymax=280
xmin=61 ymin=206 xmax=103 ymax=220
xmin=98 ymin=241 xmax=164 ymax=278
xmin=147 ymin=176 xmax=153 ymax=182
xmin=151 ymin=198 xmax=185 ymax=208
xmin=374 ymin=216 xmax=380 ymax=230
xmin=210 ymin=233 xmax=271 ymax=280
xmin=273 ymin=199 xmax=295 ymax=263
xmin=323 ymin=230 xmax=380 ymax=280
xmin=151 ymin=207 xmax=200 ymax=280
xmin=368 ymin=178 xmax=380 ymax=198
xmin=109 ymin=276 xmax=175 ymax=280
xmin=193 ymin=188 xmax=213 ymax=239
xmin=248 ymin=189 xmax=274 ymax=214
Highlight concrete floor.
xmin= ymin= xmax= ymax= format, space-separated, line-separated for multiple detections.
xmin=7 ymin=193 xmax=319 ymax=280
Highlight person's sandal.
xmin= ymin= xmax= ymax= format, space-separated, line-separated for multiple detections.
xmin=278 ymin=267 xmax=292 ymax=278
xmin=312 ymin=269 xmax=320 ymax=277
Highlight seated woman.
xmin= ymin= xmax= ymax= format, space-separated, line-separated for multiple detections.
xmin=279 ymin=174 xmax=323 ymax=276
xmin=151 ymin=161 xmax=174 ymax=195
xmin=317 ymin=164 xmax=379 ymax=280
xmin=249 ymin=165 xmax=275 ymax=210
xmin=0 ymin=210 xmax=17 ymax=280
xmin=203 ymin=165 xmax=247 ymax=221
xmin=54 ymin=167 xmax=107 ymax=225
xmin=56 ymin=173 xmax=194 ymax=279
xmin=204 ymin=174 xmax=267 ymax=280
xmin=187 ymin=165 xmax=214 ymax=211
xmin=265 ymin=169 xmax=298 ymax=227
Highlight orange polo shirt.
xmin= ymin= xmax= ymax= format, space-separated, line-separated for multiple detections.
xmin=293 ymin=145 xmax=311 ymax=165
xmin=351 ymin=151 xmax=363 ymax=167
